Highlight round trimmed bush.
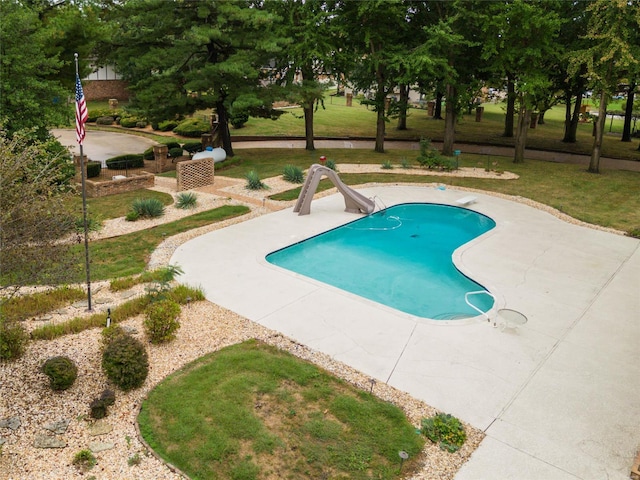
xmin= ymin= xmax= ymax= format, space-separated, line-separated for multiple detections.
xmin=42 ymin=356 xmax=78 ymax=391
xmin=168 ymin=147 xmax=184 ymax=158
xmin=96 ymin=116 xmax=115 ymax=125
xmin=182 ymin=141 xmax=203 ymax=154
xmin=143 ymin=147 xmax=155 ymax=160
xmin=173 ymin=118 xmax=210 ymax=137
xmin=156 ymin=120 xmax=179 ymax=132
xmin=144 ymin=299 xmax=181 ymax=344
xmin=86 ymin=161 xmax=102 ymax=178
xmin=119 ymin=117 xmax=139 ymax=128
xmin=106 ymin=154 xmax=145 ymax=170
xmin=230 ymin=110 xmax=249 ymax=129
xmin=102 ymin=334 xmax=149 ymax=391
xmin=165 ymin=141 xmax=182 ymax=150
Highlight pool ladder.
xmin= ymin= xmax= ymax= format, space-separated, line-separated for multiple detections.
xmin=464 ymin=290 xmax=495 ymax=322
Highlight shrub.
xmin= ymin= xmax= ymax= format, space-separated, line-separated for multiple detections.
xmin=142 ymin=147 xmax=155 ymax=160
xmin=90 ymin=389 xmax=116 ymax=419
xmin=136 ymin=121 xmax=147 ymax=128
xmin=102 ymin=334 xmax=149 ymax=391
xmin=89 ymin=397 xmax=107 ymax=419
xmin=381 ymin=160 xmax=393 ymax=170
xmin=282 ymin=165 xmax=304 ymax=183
xmin=165 ymin=141 xmax=182 ymax=150
xmin=42 ymin=356 xmax=78 ymax=391
xmin=400 ymin=157 xmax=412 ymax=169
xmin=130 ymin=198 xmax=165 ymax=219
xmin=245 ymin=170 xmax=267 ymax=190
xmin=168 ymin=147 xmax=184 ymax=158
xmin=86 ymin=161 xmax=102 ymax=178
xmin=173 ymin=118 xmax=210 ymax=137
xmin=325 ymin=159 xmax=337 ymax=171
xmin=128 ymin=453 xmax=142 ymax=466
xmin=182 ymin=142 xmax=203 ymax=154
xmin=230 ymin=110 xmax=249 ymax=129
xmin=87 ymin=108 xmax=116 ymax=122
xmin=144 ymin=299 xmax=181 ymax=344
xmin=72 ymin=449 xmax=96 ymax=471
xmin=74 ymin=216 xmax=102 ymax=233
xmin=421 ymin=413 xmax=466 ymax=453
xmin=101 ymin=324 xmax=126 ymax=349
xmin=125 ymin=210 xmax=140 ymax=222
xmin=106 ymin=154 xmax=145 ymax=170
xmin=156 ymin=120 xmax=179 ymax=132
xmin=175 ymin=191 xmax=198 ymax=209
xmin=119 ymin=117 xmax=139 ymax=128
xmin=0 ymin=319 xmax=28 ymax=361
xmin=96 ymin=116 xmax=115 ymax=125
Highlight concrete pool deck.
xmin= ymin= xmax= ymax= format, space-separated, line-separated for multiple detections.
xmin=171 ymin=185 xmax=640 ymax=480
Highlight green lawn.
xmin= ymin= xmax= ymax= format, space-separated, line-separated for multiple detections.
xmin=215 ymin=149 xmax=640 ymax=234
xmin=70 ymin=205 xmax=250 ymax=281
xmin=139 ymin=340 xmax=426 ymax=480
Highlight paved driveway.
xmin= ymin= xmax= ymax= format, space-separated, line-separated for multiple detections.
xmin=51 ymin=128 xmax=158 ymax=165
xmin=171 ymin=186 xmax=640 ymax=480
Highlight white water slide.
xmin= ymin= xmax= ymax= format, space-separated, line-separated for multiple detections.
xmin=293 ymin=164 xmax=376 ymax=215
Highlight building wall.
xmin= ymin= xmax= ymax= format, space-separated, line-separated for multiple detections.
xmin=83 ymin=80 xmax=130 ymax=101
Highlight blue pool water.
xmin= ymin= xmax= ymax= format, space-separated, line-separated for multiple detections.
xmin=266 ymin=203 xmax=496 ymax=320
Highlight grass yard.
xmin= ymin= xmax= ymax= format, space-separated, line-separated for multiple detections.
xmin=215 ymin=149 xmax=640 ymax=234
xmin=66 ymin=189 xmax=174 ymax=223
xmin=70 ymin=205 xmax=250 ymax=281
xmin=139 ymin=340 xmax=426 ymax=480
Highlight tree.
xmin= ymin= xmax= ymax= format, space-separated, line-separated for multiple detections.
xmin=338 ymin=0 xmax=413 ymax=153
xmin=479 ymin=0 xmax=563 ymax=162
xmin=266 ymin=0 xmax=335 ymax=151
xmin=571 ymin=0 xmax=640 ymax=172
xmin=0 ymin=0 xmax=101 ymax=139
xmin=0 ymin=129 xmax=79 ymax=297
xmin=103 ymin=0 xmax=284 ymax=157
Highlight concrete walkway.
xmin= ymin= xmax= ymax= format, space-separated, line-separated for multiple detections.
xmin=170 ymin=186 xmax=639 ymax=480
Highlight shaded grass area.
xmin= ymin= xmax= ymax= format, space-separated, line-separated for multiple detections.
xmin=233 ymin=97 xmax=640 ymax=161
xmin=30 ymin=284 xmax=203 ymax=341
xmin=218 ymin=149 xmax=640 ymax=234
xmin=0 ymin=286 xmax=86 ymax=322
xmin=139 ymin=340 xmax=425 ymax=480
xmin=71 ymin=205 xmax=250 ymax=282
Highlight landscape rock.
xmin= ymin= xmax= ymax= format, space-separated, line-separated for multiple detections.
xmin=89 ymin=441 xmax=115 ymax=453
xmin=0 ymin=416 xmax=21 ymax=431
xmin=88 ymin=419 xmax=113 ymax=436
xmin=43 ymin=419 xmax=71 ymax=434
xmin=33 ymin=434 xmax=66 ymax=449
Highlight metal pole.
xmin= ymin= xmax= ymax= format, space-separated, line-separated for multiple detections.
xmin=75 ymin=53 xmax=92 ymax=311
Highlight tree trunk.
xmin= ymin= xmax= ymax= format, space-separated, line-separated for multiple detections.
xmin=216 ymin=100 xmax=234 ymax=157
xmin=563 ymin=92 xmax=583 ymax=143
xmin=514 ymin=104 xmax=531 ymax=163
xmin=375 ymin=107 xmax=385 ymax=153
xmin=538 ymin=109 xmax=546 ymax=125
xmin=434 ymin=91 xmax=444 ymax=119
xmin=303 ymin=103 xmax=315 ymax=151
xmin=589 ymin=90 xmax=607 ymax=173
xmin=396 ymin=84 xmax=409 ymax=130
xmin=622 ymin=81 xmax=636 ymax=142
xmin=503 ymin=74 xmax=515 ymax=137
xmin=442 ymin=84 xmax=456 ymax=156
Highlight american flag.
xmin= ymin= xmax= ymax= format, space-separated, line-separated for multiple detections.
xmin=75 ymin=74 xmax=88 ymax=145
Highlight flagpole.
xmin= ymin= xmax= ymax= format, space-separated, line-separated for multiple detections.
xmin=75 ymin=53 xmax=92 ymax=312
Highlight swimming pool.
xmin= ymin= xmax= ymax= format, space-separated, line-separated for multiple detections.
xmin=266 ymin=203 xmax=496 ymax=320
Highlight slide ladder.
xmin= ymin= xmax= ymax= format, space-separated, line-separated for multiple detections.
xmin=293 ymin=164 xmax=375 ymax=216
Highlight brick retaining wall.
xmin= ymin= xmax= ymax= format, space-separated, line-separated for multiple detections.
xmin=83 ymin=172 xmax=155 ymax=197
